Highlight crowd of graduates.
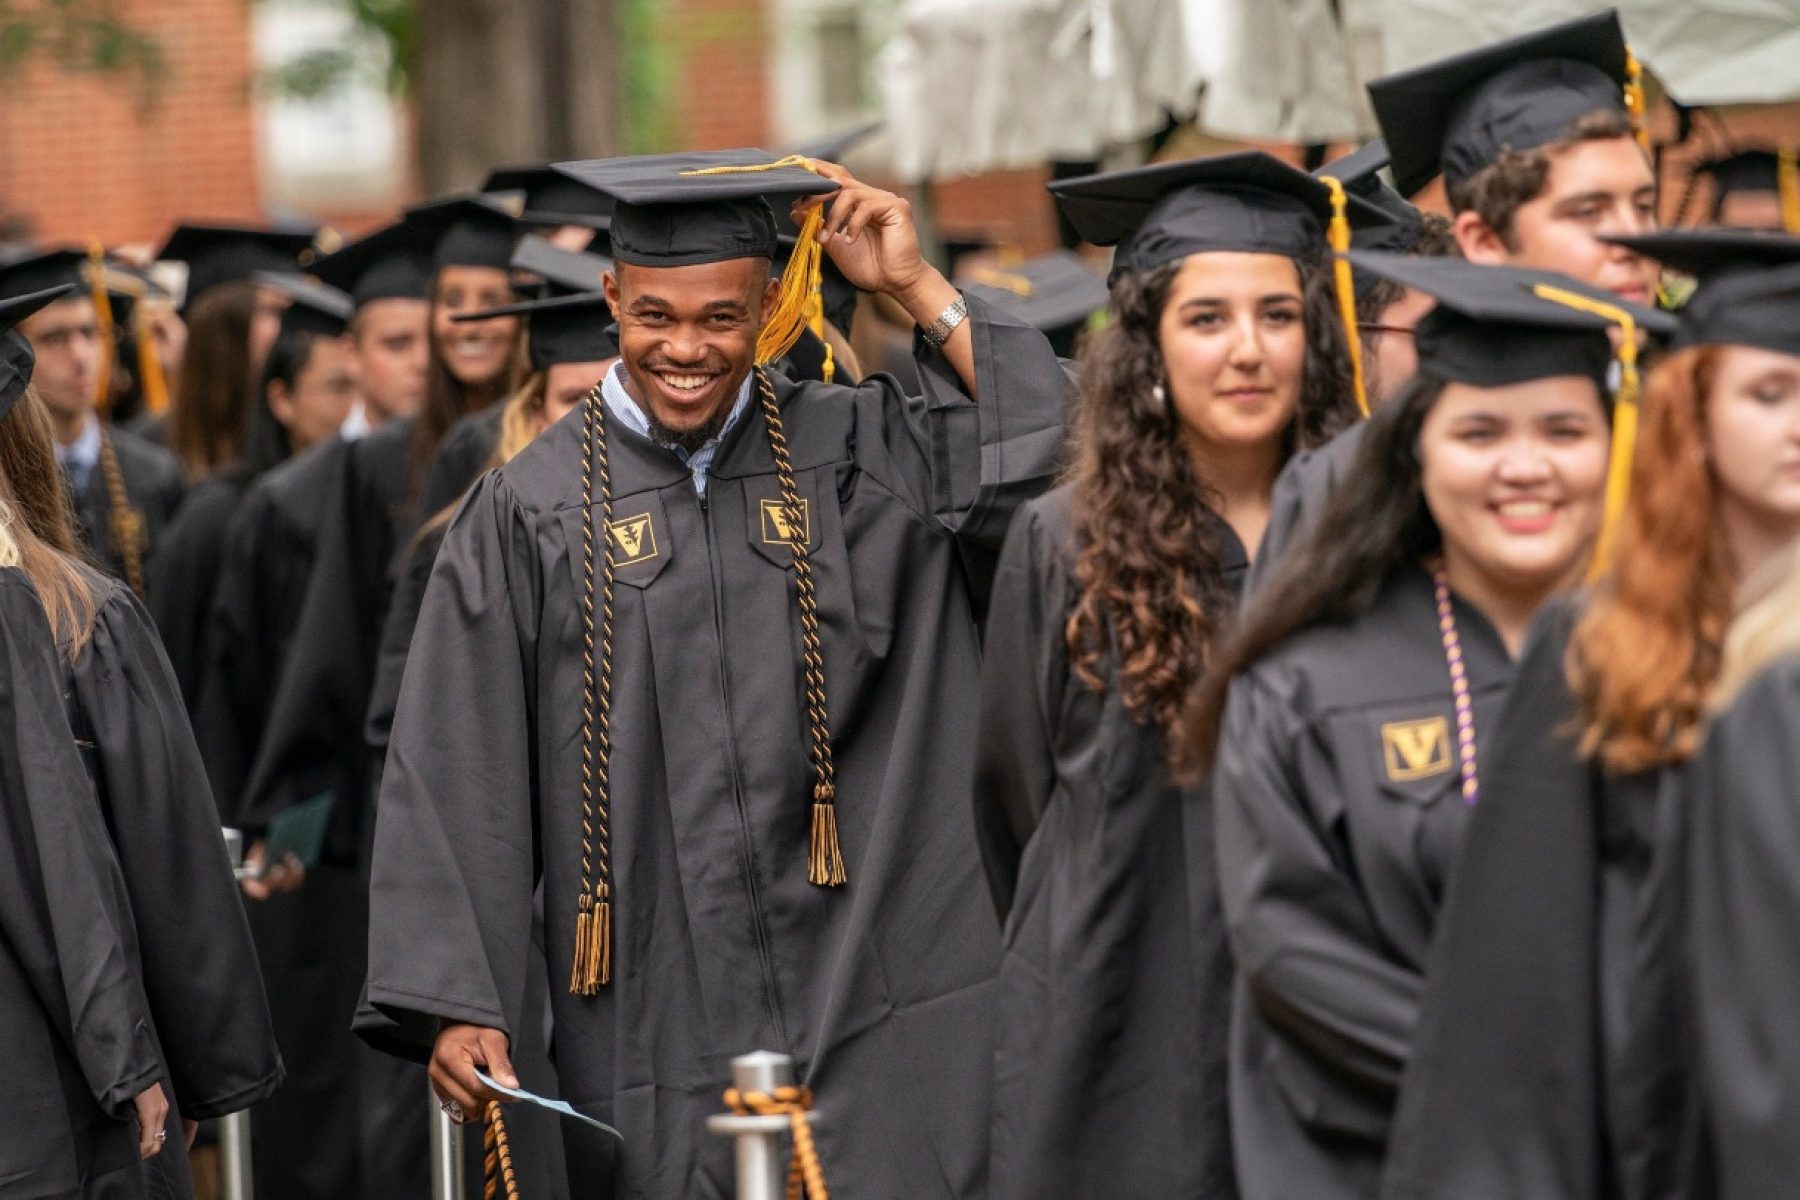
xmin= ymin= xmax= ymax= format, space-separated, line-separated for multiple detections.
xmin=4 ymin=6 xmax=1800 ymax=1197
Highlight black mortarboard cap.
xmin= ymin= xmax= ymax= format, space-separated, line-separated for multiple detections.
xmin=0 ymin=284 xmax=74 ymax=421
xmin=960 ymin=251 xmax=1110 ymax=335
xmin=1604 ymin=229 xmax=1800 ymax=354
xmin=253 ymin=271 xmax=354 ymax=338
xmin=484 ymin=165 xmax=617 ymax=233
xmin=1369 ymin=10 xmax=1632 ymax=199
xmin=554 ymin=149 xmax=838 ymax=268
xmin=0 ymin=248 xmax=89 ymax=300
xmin=1347 ymin=251 xmax=1673 ymax=387
xmin=157 ymin=223 xmax=316 ymax=311
xmin=454 ymin=290 xmax=617 ymax=371
xmin=1697 ymin=149 xmax=1781 ymax=199
xmin=1315 ymin=139 xmax=1430 ymax=299
xmin=309 ymin=220 xmax=435 ymax=309
xmin=1049 ymin=150 xmax=1394 ymax=283
xmin=510 ymin=236 xmax=613 ymax=299
xmin=404 ymin=195 xmax=520 ymax=272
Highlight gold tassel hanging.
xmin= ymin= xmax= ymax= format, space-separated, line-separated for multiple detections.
xmin=1321 ymin=177 xmax=1370 ymax=417
xmin=135 ymin=302 xmax=171 ymax=416
xmin=1623 ymin=48 xmax=1651 ymax=156
xmin=85 ymin=241 xmax=115 ymax=415
xmin=809 ymin=789 xmax=846 ymax=888
xmin=1531 ymin=283 xmax=1640 ymax=581
xmin=593 ymin=882 xmax=612 ymax=988
xmin=1779 ymin=142 xmax=1800 ymax=235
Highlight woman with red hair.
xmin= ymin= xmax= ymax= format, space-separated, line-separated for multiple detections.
xmin=1384 ymin=231 xmax=1800 ymax=1200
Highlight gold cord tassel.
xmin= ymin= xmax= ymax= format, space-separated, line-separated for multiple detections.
xmin=1623 ymin=49 xmax=1651 ymax=156
xmin=484 ymin=1102 xmax=522 ymax=1200
xmin=1531 ymin=283 xmax=1639 ymax=581
xmin=571 ymin=386 xmax=619 ymax=992
xmin=135 ymin=303 xmax=171 ymax=416
xmin=85 ymin=241 xmax=115 ymax=414
xmin=1321 ymin=177 xmax=1370 ymax=417
xmin=809 ymin=793 xmax=846 ymax=887
xmin=593 ymin=883 xmax=612 ymax=987
xmin=1779 ymin=142 xmax=1800 ymax=235
xmin=570 ymin=892 xmax=594 ymax=995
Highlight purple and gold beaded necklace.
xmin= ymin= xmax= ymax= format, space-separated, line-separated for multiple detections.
xmin=1430 ymin=562 xmax=1480 ymax=807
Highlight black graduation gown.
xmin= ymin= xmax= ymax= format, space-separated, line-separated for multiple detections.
xmin=1685 ymin=651 xmax=1800 ymax=1199
xmin=0 ymin=569 xmax=165 ymax=1196
xmin=71 ymin=425 xmax=185 ymax=590
xmin=1212 ymin=567 xmax=1513 ymax=1199
xmin=360 ymin=296 xmax=1068 ymax=1198
xmin=144 ymin=473 xmax=245 ymax=715
xmin=1242 ymin=421 xmax=1366 ymax=598
xmin=366 ymin=405 xmax=504 ymax=755
xmin=60 ymin=563 xmax=284 ymax=1197
xmin=972 ymin=484 xmax=1240 ymax=1199
xmin=1380 ymin=599 xmax=1699 ymax=1200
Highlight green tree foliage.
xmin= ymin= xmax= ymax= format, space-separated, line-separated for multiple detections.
xmin=0 ymin=0 xmax=162 ymax=89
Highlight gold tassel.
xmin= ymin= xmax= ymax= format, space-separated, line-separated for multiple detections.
xmin=808 ymin=796 xmax=846 ymax=887
xmin=570 ymin=892 xmax=594 ymax=995
xmin=1623 ymin=48 xmax=1651 ymax=156
xmin=594 ymin=884 xmax=613 ymax=987
xmin=85 ymin=241 xmax=115 ymax=415
xmin=135 ymin=303 xmax=171 ymax=416
xmin=1531 ymin=283 xmax=1639 ymax=581
xmin=1779 ymin=142 xmax=1800 ymax=235
xmin=1321 ymin=177 xmax=1369 ymax=417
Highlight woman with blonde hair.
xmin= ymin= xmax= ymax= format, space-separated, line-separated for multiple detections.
xmin=1384 ymin=233 xmax=1800 ymax=1200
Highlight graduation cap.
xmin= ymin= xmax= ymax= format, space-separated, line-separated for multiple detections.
xmin=483 ymin=165 xmax=616 ymax=233
xmin=510 ymin=235 xmax=613 ymax=299
xmin=454 ymin=290 xmax=617 ymax=371
xmin=1368 ymin=9 xmax=1640 ymax=199
xmin=252 ymin=271 xmax=355 ymax=339
xmin=309 ymin=220 xmax=436 ymax=310
xmin=1603 ymin=229 xmax=1800 ymax=355
xmin=403 ymin=195 xmax=520 ymax=272
xmin=1353 ymin=250 xmax=1675 ymax=577
xmin=0 ymin=248 xmax=88 ymax=301
xmin=1694 ymin=148 xmax=1800 ymax=231
xmin=1314 ymin=139 xmax=1429 ymax=300
xmin=156 ymin=223 xmax=317 ymax=311
xmin=0 ymin=284 xmax=74 ymax=421
xmin=960 ymin=251 xmax=1109 ymax=337
xmin=1052 ymin=149 xmax=1398 ymax=411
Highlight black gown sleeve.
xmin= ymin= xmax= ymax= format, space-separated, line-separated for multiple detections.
xmin=972 ymin=500 xmax=1066 ymax=919
xmin=193 ymin=487 xmax=282 ymax=820
xmin=1686 ymin=653 xmax=1800 ymax=1199
xmin=0 ymin=574 xmax=163 ymax=1119
xmin=1213 ymin=668 xmax=1421 ymax=1111
xmin=71 ymin=582 xmax=284 ymax=1119
xmin=357 ymin=473 xmax=539 ymax=1060
xmin=143 ymin=478 xmax=238 ymax=714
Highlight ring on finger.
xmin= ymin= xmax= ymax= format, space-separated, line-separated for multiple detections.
xmin=439 ymin=1098 xmax=466 ymax=1123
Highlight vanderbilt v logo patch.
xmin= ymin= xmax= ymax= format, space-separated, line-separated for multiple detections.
xmin=760 ymin=497 xmax=810 ymax=546
xmin=608 ymin=513 xmax=657 ymax=566
xmin=1381 ymin=716 xmax=1452 ymax=781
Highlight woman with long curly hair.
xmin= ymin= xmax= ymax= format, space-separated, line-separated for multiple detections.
xmin=1381 ymin=233 xmax=1800 ymax=1200
xmin=972 ymin=151 xmax=1367 ymax=1199
xmin=1184 ymin=253 xmax=1662 ymax=1199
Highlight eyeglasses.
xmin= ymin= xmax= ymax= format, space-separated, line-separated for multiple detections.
xmin=1357 ymin=323 xmax=1416 ymax=337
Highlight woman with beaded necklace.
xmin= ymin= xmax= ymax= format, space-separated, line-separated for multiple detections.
xmin=1183 ymin=253 xmax=1666 ymax=1198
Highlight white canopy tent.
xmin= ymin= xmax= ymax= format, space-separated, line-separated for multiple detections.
xmin=879 ymin=0 xmax=1800 ymax=182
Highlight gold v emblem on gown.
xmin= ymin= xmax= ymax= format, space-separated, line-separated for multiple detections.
xmin=608 ymin=513 xmax=658 ymax=566
xmin=1381 ymin=716 xmax=1452 ymax=781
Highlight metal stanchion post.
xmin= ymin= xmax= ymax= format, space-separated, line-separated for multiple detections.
xmin=706 ymin=1051 xmax=801 ymax=1200
xmin=219 ymin=828 xmax=255 ymax=1200
xmin=430 ymin=1076 xmax=468 ymax=1200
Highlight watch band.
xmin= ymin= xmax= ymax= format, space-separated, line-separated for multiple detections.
xmin=920 ymin=294 xmax=968 ymax=350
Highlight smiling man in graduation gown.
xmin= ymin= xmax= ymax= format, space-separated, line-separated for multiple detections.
xmin=358 ymin=152 xmax=1068 ymax=1197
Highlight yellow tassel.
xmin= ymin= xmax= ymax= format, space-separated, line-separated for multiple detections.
xmin=1623 ymin=48 xmax=1651 ymax=156
xmin=85 ymin=241 xmax=115 ymax=415
xmin=594 ymin=886 xmax=613 ymax=987
xmin=135 ymin=303 xmax=171 ymax=416
xmin=1321 ymin=177 xmax=1369 ymax=417
xmin=1779 ymin=142 xmax=1800 ymax=235
xmin=570 ymin=893 xmax=594 ymax=995
xmin=1531 ymin=283 xmax=1639 ymax=581
xmin=808 ymin=801 xmax=847 ymax=887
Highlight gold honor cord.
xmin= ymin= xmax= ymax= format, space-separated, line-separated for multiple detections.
xmin=1780 ymin=142 xmax=1800 ymax=235
xmin=722 ymin=1085 xmax=832 ymax=1200
xmin=483 ymin=1102 xmax=522 ymax=1200
xmin=572 ymin=384 xmax=614 ymax=995
xmin=1530 ymin=283 xmax=1640 ymax=582
xmin=1321 ymin=176 xmax=1370 ymax=417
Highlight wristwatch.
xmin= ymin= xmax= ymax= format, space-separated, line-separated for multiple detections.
xmin=920 ymin=294 xmax=968 ymax=351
